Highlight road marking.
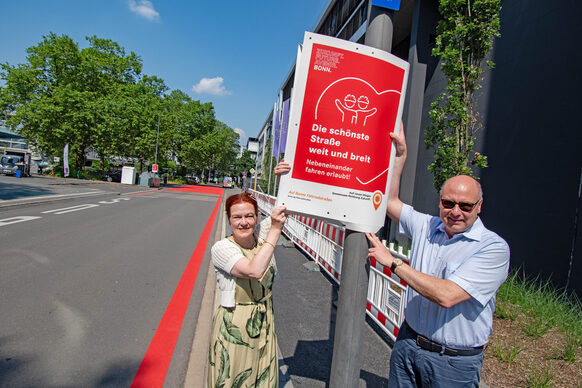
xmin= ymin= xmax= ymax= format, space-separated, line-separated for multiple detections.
xmin=98 ymin=197 xmax=131 ymax=204
xmin=0 ymin=190 xmax=106 ymax=203
xmin=0 ymin=216 xmax=42 ymax=227
xmin=42 ymin=204 xmax=99 ymax=214
xmin=131 ymin=187 xmax=224 ymax=388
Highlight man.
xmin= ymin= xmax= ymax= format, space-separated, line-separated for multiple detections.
xmin=366 ymin=125 xmax=510 ymax=387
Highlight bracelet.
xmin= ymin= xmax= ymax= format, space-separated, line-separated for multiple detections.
xmin=263 ymin=240 xmax=276 ymax=249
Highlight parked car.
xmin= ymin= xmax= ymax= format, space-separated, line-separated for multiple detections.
xmin=185 ymin=174 xmax=200 ymax=184
xmin=0 ymin=155 xmax=30 ymax=176
xmin=102 ymin=171 xmax=121 ymax=182
xmin=222 ymin=176 xmax=233 ymax=188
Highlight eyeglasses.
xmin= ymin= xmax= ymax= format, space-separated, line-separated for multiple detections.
xmin=440 ymin=198 xmax=481 ymax=212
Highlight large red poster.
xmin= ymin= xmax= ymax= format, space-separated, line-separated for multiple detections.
xmin=277 ymin=33 xmax=408 ymax=232
xmin=292 ymin=43 xmax=405 ymax=193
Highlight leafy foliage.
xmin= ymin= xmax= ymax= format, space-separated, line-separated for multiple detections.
xmin=1 ymin=32 xmax=245 ymax=176
xmin=235 ymin=150 xmax=256 ymax=178
xmin=259 ymin=138 xmax=278 ymax=194
xmin=425 ymin=0 xmax=501 ymax=190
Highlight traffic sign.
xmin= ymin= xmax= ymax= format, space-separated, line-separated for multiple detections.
xmin=152 ymin=164 xmax=158 ymax=173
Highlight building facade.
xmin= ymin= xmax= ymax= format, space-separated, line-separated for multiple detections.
xmin=259 ymin=0 xmax=582 ymax=296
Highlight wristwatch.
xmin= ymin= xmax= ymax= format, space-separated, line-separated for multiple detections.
xmin=391 ymin=258 xmax=403 ymax=272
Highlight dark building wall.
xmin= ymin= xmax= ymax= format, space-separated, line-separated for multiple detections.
xmin=480 ymin=0 xmax=582 ymax=295
xmin=406 ymin=0 xmax=582 ymax=296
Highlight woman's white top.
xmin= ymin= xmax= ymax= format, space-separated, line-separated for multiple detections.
xmin=211 ymin=217 xmax=278 ymax=307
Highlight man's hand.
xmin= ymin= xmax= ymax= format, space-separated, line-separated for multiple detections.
xmin=390 ymin=122 xmax=407 ymax=168
xmin=365 ymin=232 xmax=394 ymax=268
xmin=274 ymin=159 xmax=291 ymax=176
xmin=386 ymin=122 xmax=407 ymax=224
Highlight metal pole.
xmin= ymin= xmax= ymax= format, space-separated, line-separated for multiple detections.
xmin=267 ymin=144 xmax=274 ymax=195
xmin=155 ymin=114 xmax=160 ymax=166
xmin=329 ymin=5 xmax=394 ymax=387
xmin=273 ymin=155 xmax=280 ymax=196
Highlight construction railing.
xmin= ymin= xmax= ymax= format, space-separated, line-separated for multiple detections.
xmin=249 ymin=189 xmax=410 ymax=342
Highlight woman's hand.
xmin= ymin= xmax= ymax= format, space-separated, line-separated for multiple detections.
xmin=274 ymin=159 xmax=291 ymax=176
xmin=365 ymin=232 xmax=394 ymax=268
xmin=270 ymin=205 xmax=287 ymax=230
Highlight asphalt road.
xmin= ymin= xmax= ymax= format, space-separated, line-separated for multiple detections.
xmin=1 ymin=176 xmax=395 ymax=387
xmin=0 ymin=178 xmax=221 ymax=387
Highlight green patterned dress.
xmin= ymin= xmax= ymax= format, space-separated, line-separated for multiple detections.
xmin=208 ymin=238 xmax=278 ymax=388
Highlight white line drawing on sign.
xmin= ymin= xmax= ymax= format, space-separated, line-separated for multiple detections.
xmin=314 ymin=77 xmax=401 ymax=187
xmin=315 ymin=77 xmax=400 ymax=125
xmin=42 ymin=204 xmax=99 ymax=215
xmin=356 ymin=168 xmax=389 ymax=186
xmin=334 ymin=94 xmax=377 ymax=126
xmin=0 ymin=216 xmax=42 ymax=227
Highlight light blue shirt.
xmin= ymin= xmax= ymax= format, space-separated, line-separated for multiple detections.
xmin=399 ymin=204 xmax=510 ymax=347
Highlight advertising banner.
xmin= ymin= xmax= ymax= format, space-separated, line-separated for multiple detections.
xmin=279 ymin=98 xmax=290 ymax=156
xmin=277 ymin=32 xmax=409 ymax=232
xmin=63 ymin=143 xmax=69 ymax=178
xmin=272 ymin=102 xmax=280 ymax=158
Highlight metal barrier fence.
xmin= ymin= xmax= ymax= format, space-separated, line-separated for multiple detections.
xmin=249 ymin=189 xmax=410 ymax=342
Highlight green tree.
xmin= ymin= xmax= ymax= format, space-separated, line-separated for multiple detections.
xmin=212 ymin=121 xmax=240 ymax=175
xmin=165 ymin=91 xmax=217 ymax=174
xmin=124 ymin=76 xmax=167 ymax=171
xmin=259 ymin=138 xmax=278 ymax=194
xmin=185 ymin=120 xmax=239 ymax=181
xmin=0 ymin=33 xmax=142 ymax=170
xmin=425 ymin=0 xmax=501 ymax=190
xmin=235 ymin=150 xmax=256 ymax=178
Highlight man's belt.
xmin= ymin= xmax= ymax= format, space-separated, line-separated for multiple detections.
xmin=404 ymin=321 xmax=485 ymax=357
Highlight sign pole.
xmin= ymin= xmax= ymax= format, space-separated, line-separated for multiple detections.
xmin=329 ymin=6 xmax=394 ymax=387
xmin=155 ymin=114 xmax=160 ymax=167
xmin=329 ymin=230 xmax=370 ymax=387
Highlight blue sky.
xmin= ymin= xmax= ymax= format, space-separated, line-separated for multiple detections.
xmin=0 ymin=0 xmax=329 ymax=144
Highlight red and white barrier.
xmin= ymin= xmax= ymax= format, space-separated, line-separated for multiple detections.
xmin=249 ymin=190 xmax=410 ymax=342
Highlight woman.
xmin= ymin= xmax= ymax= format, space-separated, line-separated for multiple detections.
xmin=208 ymin=192 xmax=287 ymax=388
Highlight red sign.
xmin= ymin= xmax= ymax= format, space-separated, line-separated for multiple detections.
xmin=276 ymin=32 xmax=408 ymax=232
xmin=291 ymin=43 xmax=405 ymax=193
xmin=152 ymin=164 xmax=158 ymax=173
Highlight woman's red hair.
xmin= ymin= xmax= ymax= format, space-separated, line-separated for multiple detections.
xmin=225 ymin=193 xmax=258 ymax=218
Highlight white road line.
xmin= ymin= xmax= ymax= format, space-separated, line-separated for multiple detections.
xmin=98 ymin=197 xmax=131 ymax=204
xmin=0 ymin=216 xmax=42 ymax=227
xmin=42 ymin=204 xmax=99 ymax=215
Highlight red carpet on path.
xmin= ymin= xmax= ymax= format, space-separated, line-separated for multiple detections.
xmin=130 ymin=186 xmax=224 ymax=388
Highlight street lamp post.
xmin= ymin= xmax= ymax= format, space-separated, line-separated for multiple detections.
xmin=155 ymin=114 xmax=160 ymax=167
